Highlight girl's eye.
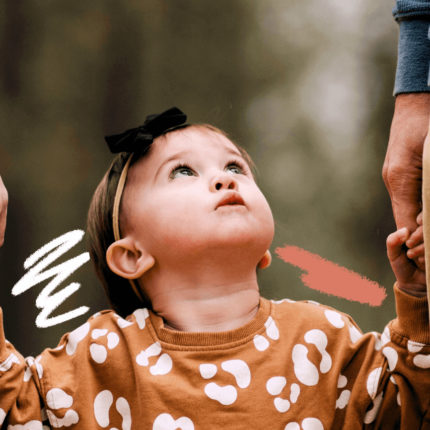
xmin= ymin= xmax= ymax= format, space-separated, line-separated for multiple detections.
xmin=226 ymin=162 xmax=245 ymax=175
xmin=169 ymin=164 xmax=195 ymax=179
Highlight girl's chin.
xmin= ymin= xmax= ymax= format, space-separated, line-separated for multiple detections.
xmin=203 ymin=233 xmax=271 ymax=255
xmin=158 ymin=221 xmax=273 ymax=256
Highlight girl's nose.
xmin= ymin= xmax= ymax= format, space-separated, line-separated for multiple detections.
xmin=210 ymin=172 xmax=238 ymax=192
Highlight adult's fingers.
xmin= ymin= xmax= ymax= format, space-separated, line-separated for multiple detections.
xmin=0 ymin=176 xmax=8 ymax=248
xmin=390 ymin=179 xmax=422 ymax=232
xmin=383 ymin=93 xmax=430 ymax=231
xmin=383 ymin=150 xmax=422 ymax=232
xmin=406 ymin=225 xmax=423 ymax=248
xmin=383 ymin=135 xmax=423 ymax=231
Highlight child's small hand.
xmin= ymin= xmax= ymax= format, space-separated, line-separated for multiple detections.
xmin=405 ymin=212 xmax=425 ymax=270
xmin=0 ymin=176 xmax=7 ymax=248
xmin=387 ymin=225 xmax=426 ymax=297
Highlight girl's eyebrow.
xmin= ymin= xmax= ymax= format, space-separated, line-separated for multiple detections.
xmin=224 ymin=146 xmax=243 ymax=158
xmin=153 ymin=146 xmax=245 ymax=180
xmin=154 ymin=151 xmax=188 ymax=180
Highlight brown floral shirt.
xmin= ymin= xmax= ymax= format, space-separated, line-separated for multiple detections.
xmin=0 ymin=286 xmax=429 ymax=429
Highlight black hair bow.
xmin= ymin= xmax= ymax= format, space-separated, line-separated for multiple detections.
xmin=105 ymin=107 xmax=187 ymax=153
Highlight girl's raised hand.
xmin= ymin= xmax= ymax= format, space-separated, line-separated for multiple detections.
xmin=387 ymin=226 xmax=426 ymax=297
xmin=0 ymin=176 xmax=7 ymax=248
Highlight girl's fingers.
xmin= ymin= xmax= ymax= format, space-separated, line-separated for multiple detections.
xmin=417 ymin=211 xmax=423 ymax=226
xmin=415 ymin=256 xmax=426 ymax=271
xmin=406 ymin=225 xmax=423 ymax=248
xmin=387 ymin=228 xmax=419 ymax=284
xmin=387 ymin=228 xmax=409 ymax=262
xmin=407 ymin=243 xmax=425 ymax=258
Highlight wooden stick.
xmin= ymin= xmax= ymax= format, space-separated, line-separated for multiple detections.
xmin=422 ymin=135 xmax=430 ymax=325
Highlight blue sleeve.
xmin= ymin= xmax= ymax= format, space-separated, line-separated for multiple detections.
xmin=393 ymin=1 xmax=430 ymax=95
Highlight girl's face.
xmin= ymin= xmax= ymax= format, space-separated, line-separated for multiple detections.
xmin=122 ymin=127 xmax=275 ymax=265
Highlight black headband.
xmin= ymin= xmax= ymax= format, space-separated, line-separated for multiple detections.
xmin=105 ymin=107 xmax=188 ymax=153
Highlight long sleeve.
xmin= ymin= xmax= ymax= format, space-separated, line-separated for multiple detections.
xmin=263 ymin=286 xmax=430 ymax=428
xmin=393 ymin=0 xmax=430 ymax=94
xmin=0 ymin=308 xmax=49 ymax=429
xmin=338 ymin=285 xmax=430 ymax=427
xmin=0 ymin=308 xmax=138 ymax=429
xmin=385 ymin=286 xmax=430 ymax=427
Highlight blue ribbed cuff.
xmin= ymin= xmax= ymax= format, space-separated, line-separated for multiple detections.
xmin=394 ymin=19 xmax=430 ymax=95
xmin=393 ymin=1 xmax=430 ymax=20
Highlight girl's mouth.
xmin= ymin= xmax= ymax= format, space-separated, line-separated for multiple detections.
xmin=215 ymin=192 xmax=245 ymax=209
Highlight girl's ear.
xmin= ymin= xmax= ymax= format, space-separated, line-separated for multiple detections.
xmin=106 ymin=238 xmax=155 ymax=279
xmin=258 ymin=250 xmax=272 ymax=269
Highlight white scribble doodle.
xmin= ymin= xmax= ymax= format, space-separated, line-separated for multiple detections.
xmin=12 ymin=230 xmax=90 ymax=327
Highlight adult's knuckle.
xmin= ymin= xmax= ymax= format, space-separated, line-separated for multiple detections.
xmin=1 ymin=189 xmax=7 ymax=207
xmin=382 ymin=163 xmax=389 ymax=183
xmin=385 ymin=164 xmax=406 ymax=185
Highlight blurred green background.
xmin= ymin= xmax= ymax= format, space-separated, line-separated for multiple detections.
xmin=0 ymin=0 xmax=398 ymax=356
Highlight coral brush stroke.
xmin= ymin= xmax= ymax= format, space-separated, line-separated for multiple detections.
xmin=275 ymin=245 xmax=387 ymax=306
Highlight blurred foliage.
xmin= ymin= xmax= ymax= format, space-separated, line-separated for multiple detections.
xmin=0 ymin=0 xmax=398 ymax=355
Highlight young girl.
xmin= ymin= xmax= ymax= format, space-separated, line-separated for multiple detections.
xmin=0 ymin=107 xmax=429 ymax=429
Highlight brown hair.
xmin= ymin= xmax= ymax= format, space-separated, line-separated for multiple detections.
xmin=86 ymin=124 xmax=255 ymax=317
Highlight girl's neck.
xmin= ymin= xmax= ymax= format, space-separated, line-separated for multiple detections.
xmin=156 ymin=288 xmax=260 ymax=332
xmin=141 ymin=261 xmax=261 ymax=332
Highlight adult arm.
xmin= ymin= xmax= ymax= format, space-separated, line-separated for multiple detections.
xmin=383 ymin=1 xmax=430 ymax=234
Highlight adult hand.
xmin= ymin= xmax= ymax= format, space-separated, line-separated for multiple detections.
xmin=0 ymin=176 xmax=8 ymax=248
xmin=383 ymin=93 xmax=430 ymax=232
